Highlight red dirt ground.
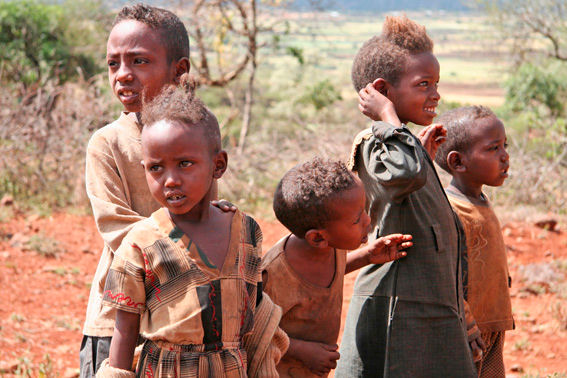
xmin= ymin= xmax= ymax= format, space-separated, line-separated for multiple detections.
xmin=0 ymin=211 xmax=566 ymax=377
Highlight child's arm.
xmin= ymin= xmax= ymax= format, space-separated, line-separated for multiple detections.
xmin=358 ymin=81 xmax=401 ymax=126
xmin=346 ymin=234 xmax=413 ymax=274
xmin=464 ymin=300 xmax=486 ymax=362
xmin=108 ymin=309 xmax=140 ymax=370
xmin=286 ymin=338 xmax=340 ymax=376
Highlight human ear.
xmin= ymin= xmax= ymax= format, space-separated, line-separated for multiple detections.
xmin=174 ymin=57 xmax=190 ymax=84
xmin=372 ymin=78 xmax=389 ymax=97
xmin=212 ymin=150 xmax=228 ymax=179
xmin=304 ymin=229 xmax=329 ymax=249
xmin=447 ymin=151 xmax=466 ymax=173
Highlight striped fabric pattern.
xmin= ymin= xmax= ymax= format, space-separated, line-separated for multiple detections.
xmin=102 ymin=208 xmax=262 ymax=376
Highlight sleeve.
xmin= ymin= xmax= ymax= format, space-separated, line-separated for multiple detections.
xmin=357 ymin=121 xmax=429 ymax=202
xmin=244 ymin=293 xmax=290 ymax=378
xmin=102 ymin=237 xmax=147 ymax=314
xmin=85 ymin=131 xmax=146 ymax=253
xmin=464 ymin=300 xmax=481 ymax=343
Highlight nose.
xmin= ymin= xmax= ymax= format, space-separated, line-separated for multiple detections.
xmin=116 ymin=63 xmax=133 ymax=83
xmin=362 ymin=211 xmax=371 ymax=232
xmin=430 ymin=86 xmax=441 ymax=101
xmin=502 ymin=148 xmax=509 ymax=162
xmin=164 ymin=171 xmax=181 ymax=187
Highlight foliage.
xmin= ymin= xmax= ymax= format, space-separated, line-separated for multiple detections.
xmin=0 ymin=0 xmax=109 ymax=88
xmin=504 ymin=62 xmax=567 ymax=117
xmin=297 ymin=79 xmax=342 ymax=110
xmin=0 ymin=74 xmax=114 ymax=209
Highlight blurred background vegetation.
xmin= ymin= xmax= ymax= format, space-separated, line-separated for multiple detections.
xmin=0 ymin=0 xmax=565 ymax=218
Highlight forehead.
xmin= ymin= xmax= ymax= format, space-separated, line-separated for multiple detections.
xmin=327 ymin=178 xmax=365 ymax=214
xmin=468 ymin=116 xmax=506 ymax=144
xmin=107 ymin=20 xmax=165 ymax=55
xmin=401 ymin=52 xmax=440 ymax=80
xmin=142 ymin=120 xmax=209 ymax=155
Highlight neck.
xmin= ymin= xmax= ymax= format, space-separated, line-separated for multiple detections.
xmin=286 ymin=234 xmax=334 ymax=262
xmin=448 ymin=177 xmax=483 ymax=200
xmin=169 ymin=202 xmax=213 ymax=225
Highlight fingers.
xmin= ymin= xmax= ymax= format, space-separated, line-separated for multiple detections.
xmin=211 ymin=199 xmax=237 ymax=212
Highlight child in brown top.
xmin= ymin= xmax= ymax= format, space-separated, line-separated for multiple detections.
xmin=435 ymin=105 xmax=514 ymax=378
xmin=81 ymin=4 xmax=233 ymax=376
xmin=262 ymin=157 xmax=413 ymax=377
xmin=97 ymin=83 xmax=288 ymax=377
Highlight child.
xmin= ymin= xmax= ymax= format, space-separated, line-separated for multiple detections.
xmin=96 ymin=85 xmax=288 ymax=377
xmin=80 ymin=4 xmax=233 ymax=376
xmin=435 ymin=105 xmax=514 ymax=378
xmin=335 ymin=16 xmax=476 ymax=377
xmin=262 ymin=157 xmax=413 ymax=377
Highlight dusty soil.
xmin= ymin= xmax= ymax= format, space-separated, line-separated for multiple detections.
xmin=0 ymin=211 xmax=565 ymax=377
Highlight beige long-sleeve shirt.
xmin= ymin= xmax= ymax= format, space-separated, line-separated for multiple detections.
xmin=83 ymin=112 xmax=159 ymax=337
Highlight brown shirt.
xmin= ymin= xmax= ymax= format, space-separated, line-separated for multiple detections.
xmin=448 ymin=191 xmax=514 ymax=332
xmin=83 ymin=112 xmax=159 ymax=336
xmin=261 ymin=235 xmax=346 ymax=378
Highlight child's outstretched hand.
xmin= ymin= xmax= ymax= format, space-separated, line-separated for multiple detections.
xmin=211 ymin=199 xmax=237 ymax=212
xmin=358 ymin=80 xmax=401 ymax=126
xmin=296 ymin=340 xmax=340 ymax=376
xmin=366 ymin=233 xmax=413 ymax=265
xmin=417 ymin=123 xmax=446 ymax=159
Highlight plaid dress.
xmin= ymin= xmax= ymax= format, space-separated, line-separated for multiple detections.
xmin=102 ymin=208 xmax=262 ymax=377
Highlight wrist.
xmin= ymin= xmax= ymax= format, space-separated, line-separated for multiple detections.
xmin=379 ymin=106 xmax=401 ymax=127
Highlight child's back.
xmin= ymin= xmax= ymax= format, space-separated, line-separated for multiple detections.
xmin=336 ymin=16 xmax=475 ymax=377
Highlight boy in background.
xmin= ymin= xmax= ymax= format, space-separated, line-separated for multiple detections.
xmin=336 ymin=15 xmax=476 ymax=377
xmin=263 ymin=157 xmax=412 ymax=377
xmin=81 ymin=4 xmax=233 ymax=376
xmin=435 ymin=105 xmax=514 ymax=378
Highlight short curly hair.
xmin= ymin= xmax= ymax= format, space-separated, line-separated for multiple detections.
xmin=141 ymin=77 xmax=220 ymax=153
xmin=351 ymin=15 xmax=433 ymax=92
xmin=273 ymin=157 xmax=358 ymax=238
xmin=435 ymin=105 xmax=496 ymax=172
xmin=113 ymin=3 xmax=189 ymax=63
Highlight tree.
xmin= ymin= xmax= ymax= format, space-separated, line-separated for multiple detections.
xmin=177 ymin=0 xmax=293 ymax=154
xmin=474 ymin=0 xmax=567 ymax=66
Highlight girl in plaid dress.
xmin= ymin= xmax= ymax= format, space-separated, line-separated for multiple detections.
xmin=96 ymin=82 xmax=288 ymax=377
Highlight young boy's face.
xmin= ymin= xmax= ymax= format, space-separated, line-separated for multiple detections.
xmin=141 ymin=120 xmax=226 ymax=218
xmin=107 ymin=20 xmax=182 ymax=113
xmin=387 ymin=52 xmax=440 ymax=126
xmin=460 ymin=115 xmax=509 ymax=188
xmin=323 ymin=178 xmax=371 ymax=251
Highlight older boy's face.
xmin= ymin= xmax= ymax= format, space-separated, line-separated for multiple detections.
xmin=461 ymin=116 xmax=509 ymax=188
xmin=387 ymin=52 xmax=440 ymax=126
xmin=107 ymin=20 xmax=178 ymax=113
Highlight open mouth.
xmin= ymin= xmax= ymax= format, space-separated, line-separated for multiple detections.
xmin=424 ymin=106 xmax=437 ymax=115
xmin=361 ymin=234 xmax=368 ymax=244
xmin=166 ymin=193 xmax=186 ymax=204
xmin=117 ymin=88 xmax=138 ymax=103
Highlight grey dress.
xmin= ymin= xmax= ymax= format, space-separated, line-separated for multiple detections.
xmin=336 ymin=122 xmax=475 ymax=378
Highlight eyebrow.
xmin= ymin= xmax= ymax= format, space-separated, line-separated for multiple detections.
xmin=107 ymin=50 xmax=151 ymax=58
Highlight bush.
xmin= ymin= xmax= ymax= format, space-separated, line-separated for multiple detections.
xmin=0 ymin=0 xmax=109 ymax=88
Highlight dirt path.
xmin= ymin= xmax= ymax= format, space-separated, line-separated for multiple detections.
xmin=0 ymin=212 xmax=565 ymax=376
